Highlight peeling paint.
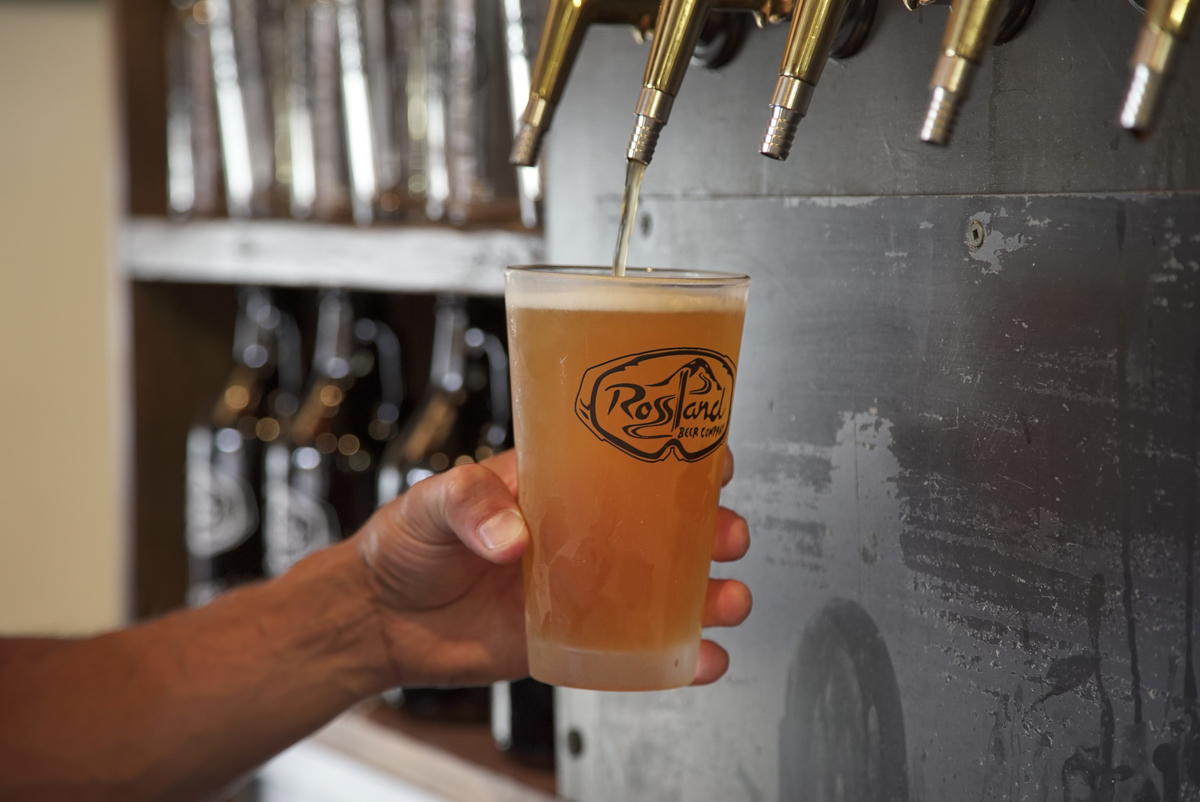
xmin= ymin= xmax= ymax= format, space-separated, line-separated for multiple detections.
xmin=968 ymin=211 xmax=1028 ymax=274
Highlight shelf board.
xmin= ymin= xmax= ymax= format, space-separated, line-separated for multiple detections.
xmin=311 ymin=708 xmax=559 ymax=802
xmin=121 ymin=217 xmax=544 ymax=296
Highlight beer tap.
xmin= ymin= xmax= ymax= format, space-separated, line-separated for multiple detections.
xmin=1120 ymin=0 xmax=1195 ymax=135
xmin=760 ymin=0 xmax=876 ymax=160
xmin=626 ymin=0 xmax=793 ymax=165
xmin=510 ymin=0 xmax=660 ymax=167
xmin=918 ymin=0 xmax=1008 ymax=145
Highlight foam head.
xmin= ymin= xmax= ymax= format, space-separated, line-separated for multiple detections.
xmin=505 ymin=266 xmax=750 ymax=314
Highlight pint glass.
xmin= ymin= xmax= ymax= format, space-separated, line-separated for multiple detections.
xmin=505 ymin=266 xmax=750 ymax=691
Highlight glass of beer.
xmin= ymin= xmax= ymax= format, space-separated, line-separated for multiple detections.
xmin=505 ymin=266 xmax=750 ymax=691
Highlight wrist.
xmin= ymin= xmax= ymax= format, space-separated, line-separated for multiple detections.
xmin=267 ymin=539 xmax=396 ymax=700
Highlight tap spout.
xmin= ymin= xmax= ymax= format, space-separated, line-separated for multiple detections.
xmin=510 ymin=0 xmax=659 ymax=167
xmin=626 ymin=0 xmax=792 ymax=165
xmin=918 ymin=0 xmax=1008 ymax=145
xmin=1119 ymin=0 xmax=1194 ymax=135
xmin=760 ymin=0 xmax=859 ymax=160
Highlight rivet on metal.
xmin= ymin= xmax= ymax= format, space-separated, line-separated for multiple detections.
xmin=969 ymin=219 xmax=986 ymax=249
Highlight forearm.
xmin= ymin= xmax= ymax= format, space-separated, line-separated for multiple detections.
xmin=0 ymin=539 xmax=392 ymax=802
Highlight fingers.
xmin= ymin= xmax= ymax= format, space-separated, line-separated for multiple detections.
xmin=400 ymin=462 xmax=530 ymax=565
xmin=693 ymin=576 xmax=751 ymax=686
xmin=702 ymin=578 xmax=752 ymax=628
xmin=721 ymin=447 xmax=735 ymax=488
xmin=712 ymin=507 xmax=750 ymax=562
xmin=481 ymin=448 xmax=519 ymax=498
xmin=691 ymin=640 xmax=730 ymax=686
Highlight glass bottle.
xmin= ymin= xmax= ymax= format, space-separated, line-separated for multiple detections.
xmin=263 ymin=289 xmax=355 ymax=576
xmin=324 ymin=316 xmax=405 ymax=535
xmin=391 ymin=0 xmax=428 ymax=216
xmin=277 ymin=0 xmax=353 ymax=221
xmin=186 ymin=288 xmax=284 ymax=605
xmin=335 ymin=0 xmax=403 ymax=224
xmin=167 ymin=0 xmax=223 ymax=218
xmin=205 ymin=0 xmax=276 ymax=217
xmin=377 ymin=296 xmax=469 ymax=501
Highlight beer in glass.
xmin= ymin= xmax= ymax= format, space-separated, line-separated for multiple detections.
xmin=505 ymin=266 xmax=749 ymax=691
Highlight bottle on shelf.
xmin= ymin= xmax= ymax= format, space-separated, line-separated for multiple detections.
xmin=166 ymin=0 xmax=223 ymax=218
xmin=185 ymin=288 xmax=301 ymax=606
xmin=325 ymin=315 xmax=406 ymax=535
xmin=205 ymin=0 xmax=276 ymax=217
xmin=391 ymin=0 xmax=429 ymax=216
xmin=262 ymin=290 xmax=404 ymax=573
xmin=275 ymin=0 xmax=353 ymax=221
xmin=378 ymin=295 xmax=468 ymax=502
xmin=334 ymin=0 xmax=405 ymax=225
xmin=263 ymin=289 xmax=355 ymax=576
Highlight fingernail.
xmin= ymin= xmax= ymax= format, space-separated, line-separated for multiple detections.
xmin=478 ymin=510 xmax=528 ymax=551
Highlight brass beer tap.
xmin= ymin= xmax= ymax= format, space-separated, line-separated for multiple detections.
xmin=918 ymin=0 xmax=1008 ymax=145
xmin=1120 ymin=0 xmax=1195 ymax=135
xmin=510 ymin=0 xmax=659 ymax=167
xmin=626 ymin=0 xmax=793 ymax=164
xmin=760 ymin=0 xmax=875 ymax=160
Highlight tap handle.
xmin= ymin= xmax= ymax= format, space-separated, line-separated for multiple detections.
xmin=510 ymin=0 xmax=584 ymax=167
xmin=643 ymin=0 xmax=712 ymax=96
xmin=918 ymin=0 xmax=1008 ymax=145
xmin=624 ymin=0 xmax=794 ymax=164
xmin=1120 ymin=0 xmax=1195 ymax=134
xmin=511 ymin=0 xmax=658 ymax=167
xmin=760 ymin=0 xmax=868 ymax=160
xmin=625 ymin=0 xmax=714 ymax=164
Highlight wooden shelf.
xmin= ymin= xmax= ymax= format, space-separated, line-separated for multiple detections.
xmin=120 ymin=217 xmax=545 ymax=296
xmin=308 ymin=707 xmax=559 ymax=802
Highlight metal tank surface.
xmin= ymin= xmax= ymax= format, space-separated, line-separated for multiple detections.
xmin=538 ymin=0 xmax=1200 ymax=798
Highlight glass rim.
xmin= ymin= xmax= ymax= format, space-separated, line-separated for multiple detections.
xmin=506 ymin=264 xmax=750 ymax=287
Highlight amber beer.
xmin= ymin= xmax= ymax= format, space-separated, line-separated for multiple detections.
xmin=506 ymin=266 xmax=750 ymax=691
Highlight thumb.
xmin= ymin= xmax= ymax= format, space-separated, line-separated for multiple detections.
xmin=399 ymin=462 xmax=531 ymax=564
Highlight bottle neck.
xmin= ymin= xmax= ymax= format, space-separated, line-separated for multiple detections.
xmin=232 ymin=287 xmax=279 ymax=372
xmin=290 ymin=290 xmax=355 ymax=446
xmin=312 ymin=290 xmax=355 ymax=380
xmin=354 ymin=319 xmax=404 ymax=410
xmin=212 ymin=287 xmax=281 ymax=427
xmin=274 ymin=311 xmax=305 ymax=400
xmin=429 ymin=297 xmax=468 ymax=393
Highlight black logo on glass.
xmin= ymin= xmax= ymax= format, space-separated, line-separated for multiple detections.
xmin=575 ymin=348 xmax=736 ymax=462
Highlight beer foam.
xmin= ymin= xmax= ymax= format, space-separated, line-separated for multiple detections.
xmin=507 ymin=284 xmax=747 ymax=314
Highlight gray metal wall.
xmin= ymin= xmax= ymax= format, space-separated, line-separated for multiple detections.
xmin=542 ymin=3 xmax=1200 ymax=799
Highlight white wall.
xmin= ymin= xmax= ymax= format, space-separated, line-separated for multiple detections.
xmin=0 ymin=0 xmax=125 ymax=634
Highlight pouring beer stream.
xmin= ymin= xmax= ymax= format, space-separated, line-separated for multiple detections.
xmin=612 ymin=159 xmax=646 ymax=276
